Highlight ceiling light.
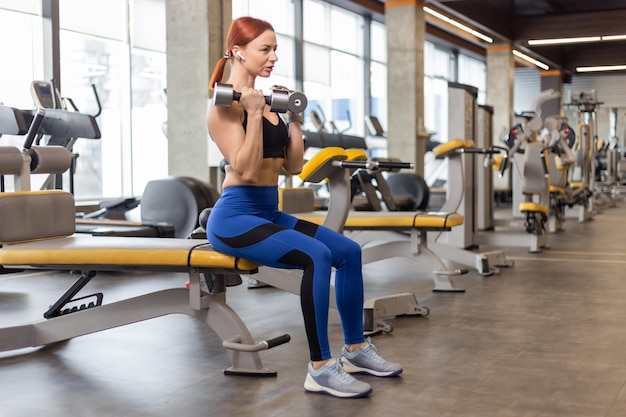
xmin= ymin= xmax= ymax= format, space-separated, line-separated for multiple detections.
xmin=601 ymin=35 xmax=626 ymax=41
xmin=512 ymin=50 xmax=549 ymax=70
xmin=529 ymin=35 xmax=626 ymax=45
xmin=423 ymin=6 xmax=493 ymax=43
xmin=528 ymin=36 xmax=601 ymax=46
xmin=576 ymin=64 xmax=626 ymax=73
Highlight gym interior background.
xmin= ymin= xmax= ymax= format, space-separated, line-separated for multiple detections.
xmin=4 ymin=1 xmax=626 ymax=415
xmin=3 ymin=0 xmax=626 ymax=204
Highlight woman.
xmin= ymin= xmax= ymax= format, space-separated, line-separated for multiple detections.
xmin=206 ymin=16 xmax=402 ymax=399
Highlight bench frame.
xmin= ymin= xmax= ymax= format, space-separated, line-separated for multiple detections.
xmin=0 ymin=242 xmax=284 ymax=375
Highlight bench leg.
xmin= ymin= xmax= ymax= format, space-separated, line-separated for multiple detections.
xmin=0 ymin=273 xmax=279 ymax=376
xmin=187 ymin=270 xmax=279 ymax=376
xmin=359 ymin=235 xmax=466 ymax=292
xmin=429 ymin=240 xmax=512 ymax=276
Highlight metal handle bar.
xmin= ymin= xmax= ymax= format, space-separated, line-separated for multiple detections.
xmin=334 ymin=160 xmax=413 ymax=170
xmin=223 ymin=334 xmax=291 ymax=352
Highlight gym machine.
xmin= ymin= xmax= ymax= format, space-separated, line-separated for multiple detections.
xmin=541 ymin=115 xmax=590 ymax=232
xmin=563 ymin=90 xmax=601 ymax=219
xmin=27 ymin=81 xmax=218 ymax=238
xmin=485 ymin=89 xmax=560 ymax=252
xmin=30 ymin=80 xmax=102 ymax=194
xmin=427 ymin=82 xmax=512 ymax=272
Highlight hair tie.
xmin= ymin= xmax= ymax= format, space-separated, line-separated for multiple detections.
xmin=223 ymin=50 xmax=230 ymax=59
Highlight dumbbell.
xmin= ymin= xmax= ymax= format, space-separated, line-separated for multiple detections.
xmin=213 ymin=82 xmax=308 ymax=114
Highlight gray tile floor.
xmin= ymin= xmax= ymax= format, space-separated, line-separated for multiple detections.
xmin=2 ymin=202 xmax=626 ymax=416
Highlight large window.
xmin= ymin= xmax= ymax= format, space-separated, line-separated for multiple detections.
xmin=424 ymin=41 xmax=454 ymax=144
xmin=0 ymin=4 xmax=45 ymax=191
xmin=423 ymin=44 xmax=486 ymax=146
xmin=0 ymin=4 xmax=44 ymax=134
xmin=59 ymin=0 xmax=167 ymax=199
xmin=458 ymin=53 xmax=486 ymax=104
xmin=303 ymin=0 xmax=365 ymax=136
xmin=58 ymin=31 xmax=125 ymax=198
xmin=369 ymin=20 xmax=387 ymax=135
xmin=0 ymin=0 xmax=166 ymax=199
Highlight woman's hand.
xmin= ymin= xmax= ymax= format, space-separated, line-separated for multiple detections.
xmin=238 ymin=87 xmax=266 ymax=114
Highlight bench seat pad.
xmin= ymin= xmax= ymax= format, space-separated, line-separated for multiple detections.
xmin=0 ymin=234 xmax=258 ymax=271
xmin=296 ymin=210 xmax=464 ymax=230
xmin=519 ymin=202 xmax=549 ymax=215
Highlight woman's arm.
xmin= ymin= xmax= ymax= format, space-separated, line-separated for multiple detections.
xmin=207 ymin=87 xmax=266 ymax=184
xmin=283 ymin=110 xmax=304 ymax=175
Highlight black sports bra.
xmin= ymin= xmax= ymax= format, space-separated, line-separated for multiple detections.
xmin=242 ymin=111 xmax=289 ymax=159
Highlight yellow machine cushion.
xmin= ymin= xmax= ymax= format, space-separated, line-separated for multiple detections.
xmin=297 ymin=211 xmax=463 ymax=230
xmin=570 ymin=182 xmax=589 ymax=190
xmin=299 ymin=147 xmax=347 ymax=183
xmin=519 ymin=202 xmax=549 ymax=215
xmin=345 ymin=148 xmax=367 ymax=161
xmin=549 ymin=185 xmax=565 ymax=195
xmin=0 ymin=234 xmax=258 ymax=271
xmin=492 ymin=155 xmax=504 ymax=172
xmin=433 ymin=138 xmax=466 ymax=158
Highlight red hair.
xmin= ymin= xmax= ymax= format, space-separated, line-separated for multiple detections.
xmin=209 ymin=17 xmax=275 ymax=89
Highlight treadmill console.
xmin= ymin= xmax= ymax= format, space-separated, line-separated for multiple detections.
xmin=31 ymin=81 xmax=59 ymax=109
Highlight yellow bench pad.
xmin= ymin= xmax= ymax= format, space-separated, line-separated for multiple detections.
xmin=297 ymin=211 xmax=464 ymax=230
xmin=0 ymin=235 xmax=258 ymax=272
xmin=549 ymin=185 xmax=565 ymax=195
xmin=519 ymin=202 xmax=549 ymax=215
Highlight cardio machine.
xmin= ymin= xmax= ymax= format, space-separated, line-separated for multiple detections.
xmin=29 ymin=80 xmax=217 ymax=238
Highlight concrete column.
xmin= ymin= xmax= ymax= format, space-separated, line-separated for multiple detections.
xmin=165 ymin=0 xmax=231 ymax=182
xmin=385 ymin=0 xmax=427 ymax=176
xmin=617 ymin=108 xmax=626 ymax=150
xmin=486 ymin=44 xmax=515 ymax=142
xmin=540 ymin=69 xmax=564 ymax=117
xmin=207 ymin=1 xmax=232 ymax=188
xmin=486 ymin=43 xmax=515 ymax=193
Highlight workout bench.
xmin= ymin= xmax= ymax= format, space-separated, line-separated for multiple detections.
xmin=0 ymin=190 xmax=296 ymax=375
xmin=298 ymin=147 xmax=466 ymax=287
xmin=251 ymin=147 xmax=466 ymax=333
xmin=0 ymin=109 xmax=289 ymax=375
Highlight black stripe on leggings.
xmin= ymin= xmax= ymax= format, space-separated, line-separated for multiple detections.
xmin=277 ymin=249 xmax=322 ymax=360
xmin=294 ymin=219 xmax=319 ymax=237
xmin=215 ymin=223 xmax=287 ymax=248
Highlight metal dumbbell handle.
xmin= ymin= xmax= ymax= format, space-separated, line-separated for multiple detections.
xmin=213 ymin=82 xmax=307 ymax=113
xmin=335 ymin=160 xmax=414 ymax=171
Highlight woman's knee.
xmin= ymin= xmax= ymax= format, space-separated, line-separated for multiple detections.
xmin=339 ymin=236 xmax=362 ymax=259
xmin=309 ymin=242 xmax=333 ymax=266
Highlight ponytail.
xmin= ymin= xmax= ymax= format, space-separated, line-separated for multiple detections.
xmin=209 ymin=55 xmax=229 ymax=90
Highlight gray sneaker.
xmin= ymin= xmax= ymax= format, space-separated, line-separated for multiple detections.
xmin=340 ymin=337 xmax=403 ymax=377
xmin=304 ymin=359 xmax=372 ymax=398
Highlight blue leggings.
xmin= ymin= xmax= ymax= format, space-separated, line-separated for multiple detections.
xmin=207 ymin=185 xmax=365 ymax=361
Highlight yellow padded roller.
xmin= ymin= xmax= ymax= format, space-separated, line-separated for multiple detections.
xmin=433 ymin=138 xmax=466 ymax=158
xmin=345 ymin=148 xmax=367 ymax=161
xmin=299 ymin=147 xmax=347 ymax=183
